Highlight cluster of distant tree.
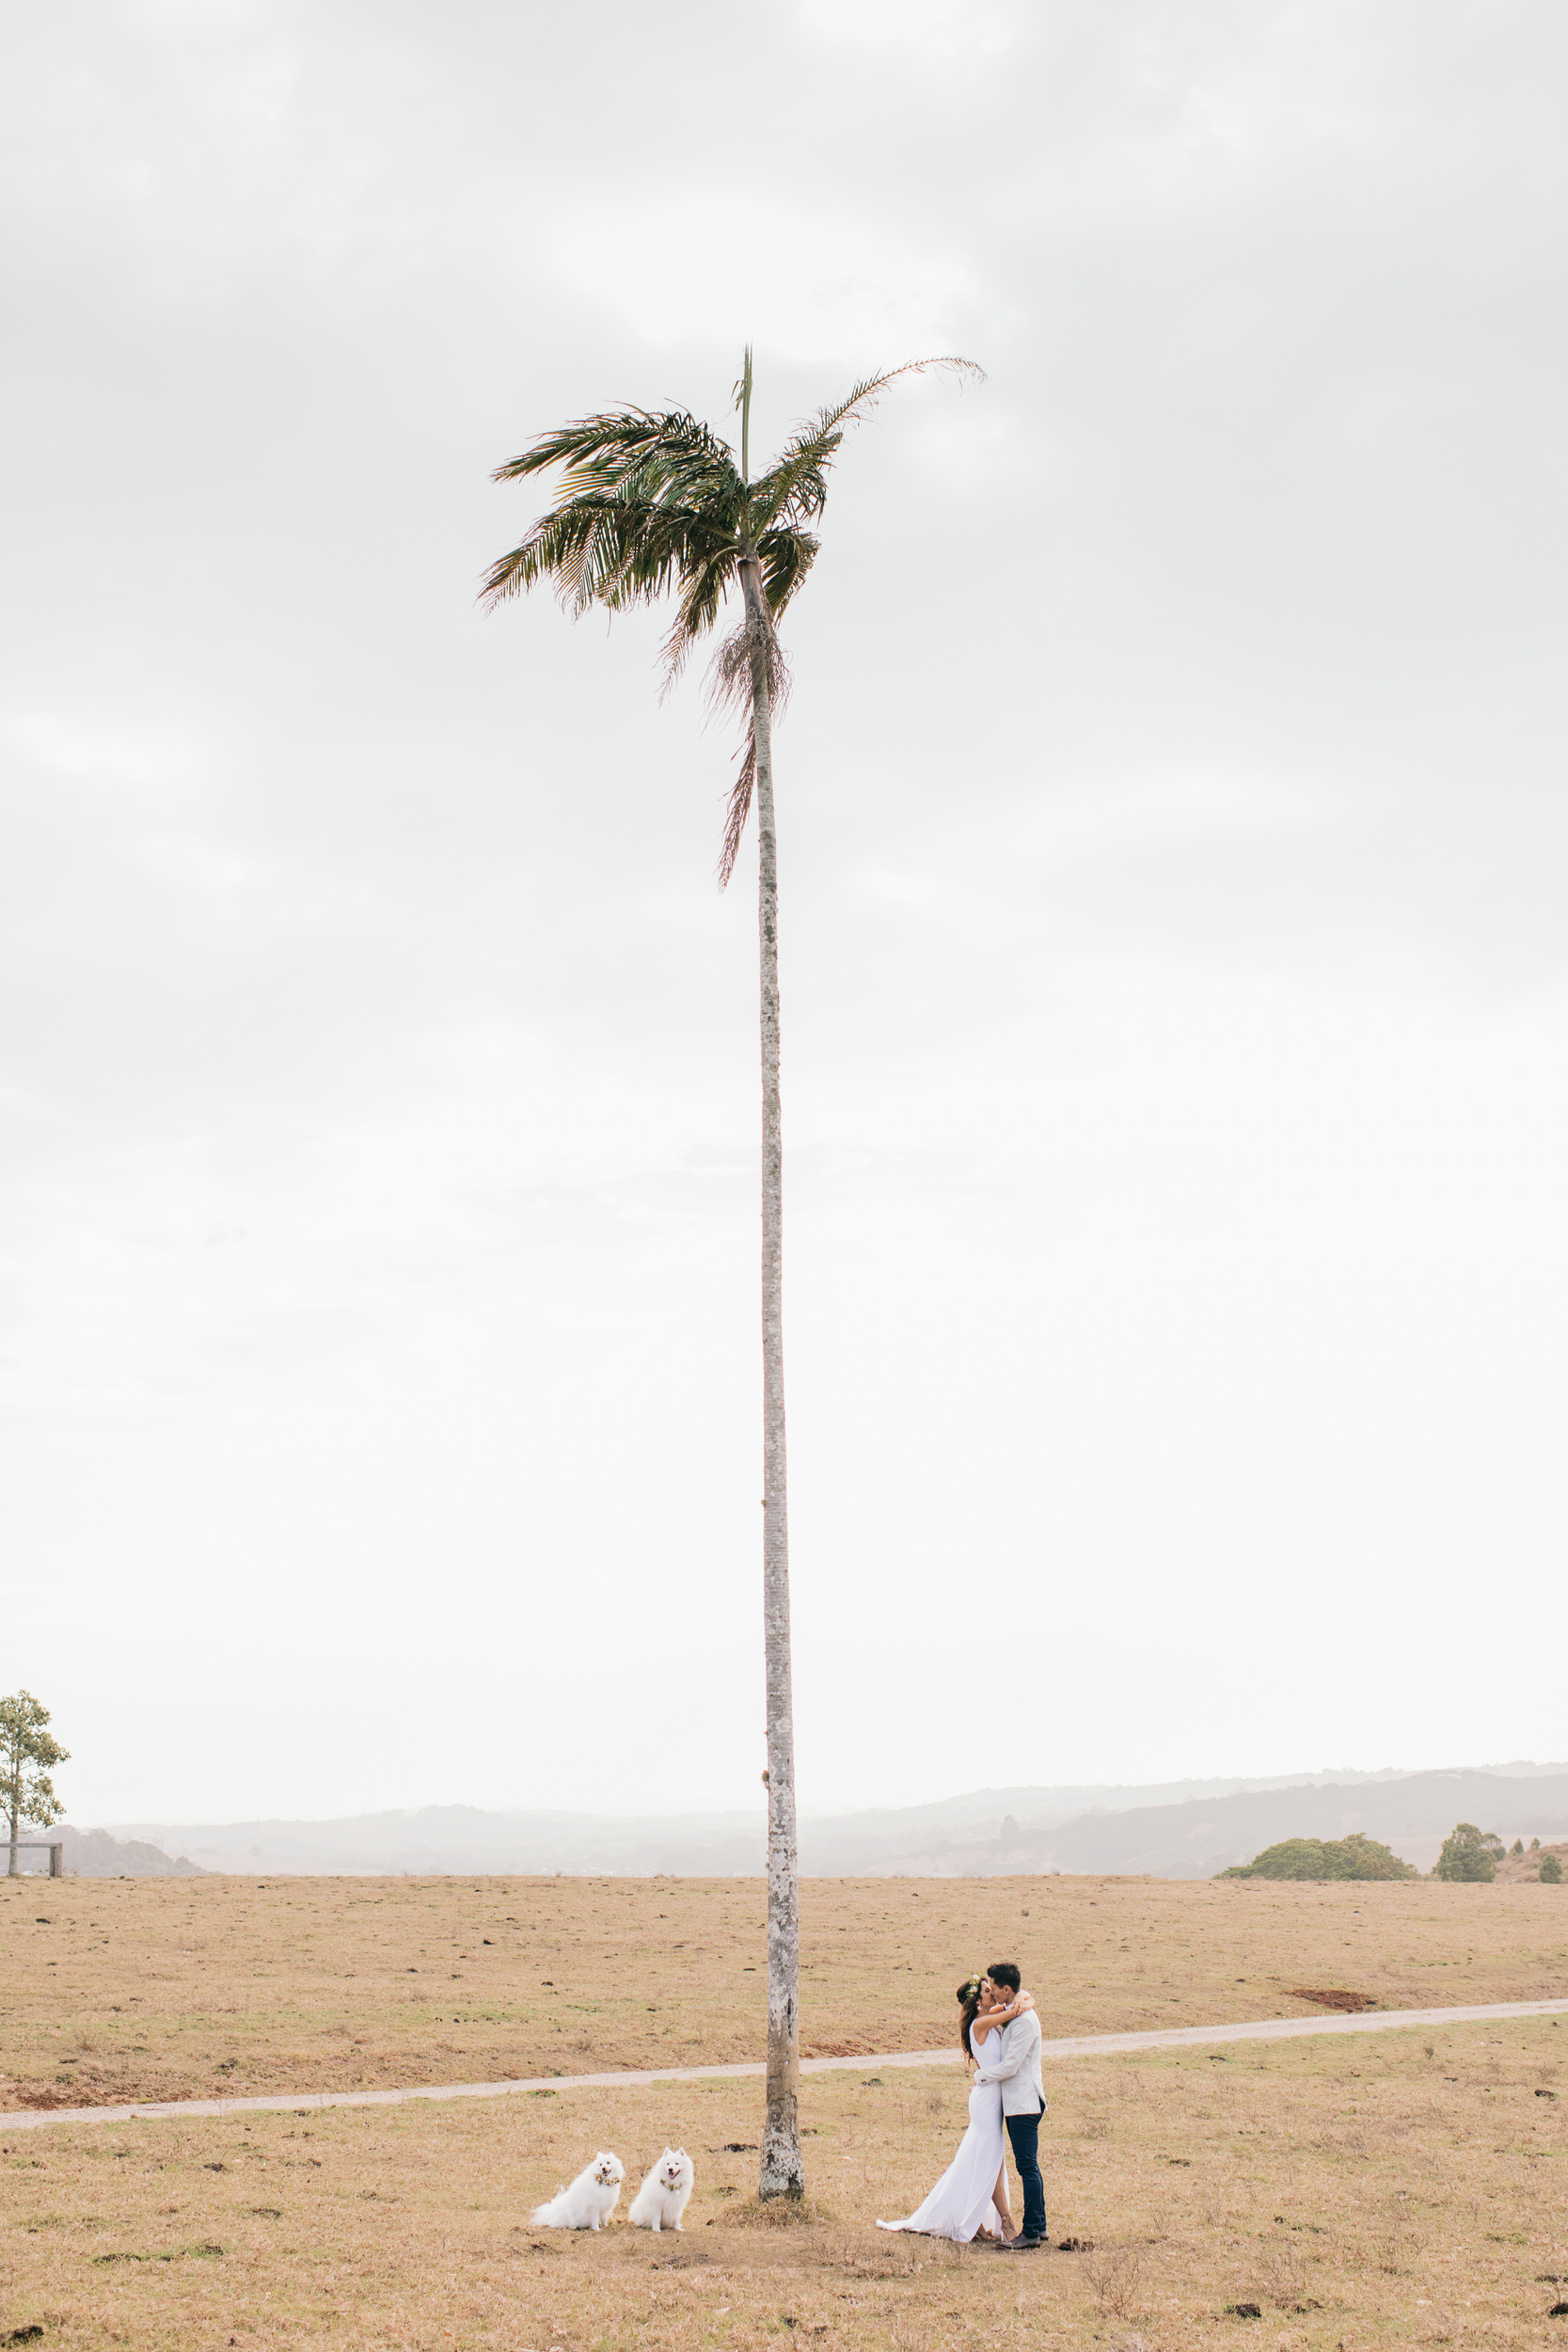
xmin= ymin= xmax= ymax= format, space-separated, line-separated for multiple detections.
xmin=1220 ymin=1821 xmax=1564 ymax=1883
xmin=1219 ymin=1832 xmax=1416 ymax=1882
xmin=1434 ymin=1823 xmax=1563 ymax=1883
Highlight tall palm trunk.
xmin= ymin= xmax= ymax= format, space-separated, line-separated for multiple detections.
xmin=484 ymin=362 xmax=975 ymax=2199
xmin=740 ymin=547 xmax=803 ymax=2200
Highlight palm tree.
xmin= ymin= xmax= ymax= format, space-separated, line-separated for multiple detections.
xmin=482 ymin=348 xmax=982 ymax=2197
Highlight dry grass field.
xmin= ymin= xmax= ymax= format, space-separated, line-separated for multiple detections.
xmin=4 ymin=1872 xmax=1567 ymax=2347
xmin=3 ymin=2010 xmax=1567 ymax=2348
xmin=4 ymin=1872 xmax=1567 ymax=2113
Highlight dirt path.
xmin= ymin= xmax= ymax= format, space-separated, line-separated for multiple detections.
xmin=5 ymin=1995 xmax=1563 ymax=2137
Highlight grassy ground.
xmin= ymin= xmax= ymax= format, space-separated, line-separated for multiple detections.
xmin=4 ymin=1872 xmax=1566 ymax=2113
xmin=3 ymin=2011 xmax=1566 ymax=2348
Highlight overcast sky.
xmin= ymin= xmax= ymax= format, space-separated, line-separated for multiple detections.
xmin=3 ymin=0 xmax=1565 ymax=1827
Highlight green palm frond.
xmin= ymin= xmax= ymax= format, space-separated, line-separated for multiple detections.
xmin=483 ymin=406 xmax=746 ymax=620
xmin=748 ymin=358 xmax=985 ymax=537
xmin=757 ymin=526 xmax=819 ymax=612
xmin=493 ymin=406 xmax=739 ymax=501
xmin=483 ymin=488 xmax=741 ymax=621
xmin=657 ymin=546 xmax=743 ymax=692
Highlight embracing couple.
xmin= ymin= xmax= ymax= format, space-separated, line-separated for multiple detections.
xmin=878 ymin=1963 xmax=1049 ymax=2249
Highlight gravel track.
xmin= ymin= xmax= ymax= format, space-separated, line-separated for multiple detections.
xmin=4 ymin=1996 xmax=1564 ymax=2136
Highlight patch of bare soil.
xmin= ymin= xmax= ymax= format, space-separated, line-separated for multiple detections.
xmin=1287 ymin=1986 xmax=1379 ymax=2011
xmin=8 ymin=2064 xmax=231 ymax=2110
xmin=8 ymin=2082 xmax=87 ymax=2110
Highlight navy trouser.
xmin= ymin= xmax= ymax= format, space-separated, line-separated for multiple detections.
xmin=1005 ymin=2105 xmax=1048 ymax=2239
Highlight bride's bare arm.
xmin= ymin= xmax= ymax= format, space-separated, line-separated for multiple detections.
xmin=972 ymin=1990 xmax=1036 ymax=2052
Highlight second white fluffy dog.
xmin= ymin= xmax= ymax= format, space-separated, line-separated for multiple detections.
xmin=531 ymin=2150 xmax=625 ymax=2229
xmin=628 ymin=2146 xmax=695 ymax=2232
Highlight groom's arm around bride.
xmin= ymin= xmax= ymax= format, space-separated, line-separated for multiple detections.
xmin=972 ymin=1997 xmax=1044 ymax=2104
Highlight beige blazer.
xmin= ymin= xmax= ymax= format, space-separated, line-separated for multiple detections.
xmin=973 ymin=2007 xmax=1047 ymax=2118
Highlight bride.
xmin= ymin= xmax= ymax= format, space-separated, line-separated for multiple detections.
xmin=877 ymin=1974 xmax=1036 ymax=2242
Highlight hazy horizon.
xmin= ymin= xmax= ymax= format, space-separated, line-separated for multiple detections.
xmin=43 ymin=1758 xmax=1566 ymax=1885
xmin=94 ymin=1756 xmax=1568 ymax=1835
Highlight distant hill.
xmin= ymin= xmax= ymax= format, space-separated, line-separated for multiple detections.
xmin=115 ymin=1781 xmax=1389 ymax=1878
xmin=18 ymin=1824 xmax=210 ymax=1878
xmin=950 ymin=1772 xmax=1568 ymax=1878
xmin=110 ymin=1804 xmax=764 ymax=1878
xmin=108 ymin=1762 xmax=1568 ymax=1879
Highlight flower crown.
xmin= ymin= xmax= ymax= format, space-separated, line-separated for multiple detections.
xmin=959 ymin=1974 xmax=984 ymax=1999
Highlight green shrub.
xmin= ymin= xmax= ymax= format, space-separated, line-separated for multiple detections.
xmin=1510 ymin=1838 xmax=1525 ymax=1856
xmin=1433 ymin=1822 xmax=1504 ymax=1883
xmin=1539 ymin=1853 xmax=1563 ymax=1884
xmin=1218 ymin=1832 xmax=1416 ymax=1883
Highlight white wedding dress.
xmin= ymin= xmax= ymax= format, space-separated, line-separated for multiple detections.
xmin=876 ymin=2024 xmax=1007 ymax=2241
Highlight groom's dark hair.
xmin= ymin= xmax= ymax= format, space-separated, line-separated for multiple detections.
xmin=988 ymin=1962 xmax=1021 ymax=1993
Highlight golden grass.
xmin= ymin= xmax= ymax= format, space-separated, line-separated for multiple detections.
xmin=5 ymin=1872 xmax=1567 ymax=2112
xmin=4 ymin=2014 xmax=1567 ymax=2348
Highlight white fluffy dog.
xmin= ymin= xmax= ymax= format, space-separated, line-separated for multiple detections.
xmin=531 ymin=2150 xmax=625 ymax=2230
xmin=628 ymin=2146 xmax=695 ymax=2232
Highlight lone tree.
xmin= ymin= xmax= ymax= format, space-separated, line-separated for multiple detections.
xmin=483 ymin=349 xmax=980 ymax=2197
xmin=1433 ymin=1821 xmax=1504 ymax=1883
xmin=1539 ymin=1852 xmax=1563 ymax=1883
xmin=1 ymin=1690 xmax=69 ymax=1877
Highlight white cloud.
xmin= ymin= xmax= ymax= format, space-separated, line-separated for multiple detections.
xmin=541 ymin=197 xmax=980 ymax=369
xmin=5 ymin=711 xmax=200 ymax=790
xmin=796 ymin=0 xmax=1025 ymax=62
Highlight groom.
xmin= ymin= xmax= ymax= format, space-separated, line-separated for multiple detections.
xmin=974 ymin=1963 xmax=1049 ymax=2250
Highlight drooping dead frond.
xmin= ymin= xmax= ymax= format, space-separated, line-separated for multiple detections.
xmin=705 ymin=611 xmax=791 ymax=735
xmin=718 ymin=737 xmax=757 ymax=894
xmin=656 ymin=524 xmax=816 ymax=704
xmin=707 ymin=611 xmax=792 ymax=890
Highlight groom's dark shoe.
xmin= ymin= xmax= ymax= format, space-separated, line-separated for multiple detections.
xmin=995 ymin=2233 xmax=1046 ymax=2252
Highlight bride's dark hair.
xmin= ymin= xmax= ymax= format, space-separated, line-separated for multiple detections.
xmin=957 ymin=1975 xmax=984 ymax=2060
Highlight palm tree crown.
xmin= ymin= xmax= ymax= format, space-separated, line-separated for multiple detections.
xmin=482 ymin=355 xmax=981 ymax=879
